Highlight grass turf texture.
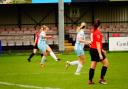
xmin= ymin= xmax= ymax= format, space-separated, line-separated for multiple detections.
xmin=0 ymin=52 xmax=128 ymax=89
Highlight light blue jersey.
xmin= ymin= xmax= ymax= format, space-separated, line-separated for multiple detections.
xmin=38 ymin=31 xmax=47 ymax=53
xmin=74 ymin=29 xmax=85 ymax=56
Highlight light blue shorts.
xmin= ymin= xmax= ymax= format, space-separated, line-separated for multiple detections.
xmin=74 ymin=43 xmax=84 ymax=56
xmin=75 ymin=49 xmax=85 ymax=56
xmin=74 ymin=43 xmax=85 ymax=56
xmin=38 ymin=42 xmax=47 ymax=53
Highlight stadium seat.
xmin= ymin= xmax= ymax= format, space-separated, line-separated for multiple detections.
xmin=30 ymin=40 xmax=34 ymax=45
xmin=16 ymin=30 xmax=23 ymax=34
xmin=53 ymin=35 xmax=59 ymax=44
xmin=28 ymin=27 xmax=35 ymax=31
xmin=31 ymin=30 xmax=37 ymax=34
xmin=7 ymin=40 xmax=15 ymax=46
xmin=14 ymin=27 xmax=20 ymax=31
xmin=9 ymin=30 xmax=16 ymax=34
xmin=15 ymin=40 xmax=23 ymax=46
xmin=23 ymin=30 xmax=31 ymax=34
xmin=112 ymin=33 xmax=120 ymax=37
xmin=0 ymin=31 xmax=8 ymax=34
xmin=23 ymin=40 xmax=30 ymax=46
xmin=0 ymin=28 xmax=5 ymax=33
xmin=1 ymin=40 xmax=7 ymax=46
xmin=47 ymin=39 xmax=54 ymax=45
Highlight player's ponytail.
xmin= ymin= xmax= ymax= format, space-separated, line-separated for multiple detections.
xmin=77 ymin=22 xmax=86 ymax=32
xmin=94 ymin=19 xmax=100 ymax=31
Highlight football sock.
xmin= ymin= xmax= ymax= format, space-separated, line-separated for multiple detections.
xmin=28 ymin=53 xmax=35 ymax=60
xmin=50 ymin=51 xmax=58 ymax=61
xmin=75 ymin=62 xmax=83 ymax=73
xmin=70 ymin=60 xmax=79 ymax=65
xmin=40 ymin=54 xmax=43 ymax=57
xmin=101 ymin=66 xmax=107 ymax=79
xmin=89 ymin=68 xmax=95 ymax=81
xmin=40 ymin=56 xmax=46 ymax=64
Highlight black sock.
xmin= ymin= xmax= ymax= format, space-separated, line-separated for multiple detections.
xmin=101 ymin=66 xmax=107 ymax=79
xmin=28 ymin=53 xmax=35 ymax=60
xmin=89 ymin=68 xmax=95 ymax=81
xmin=40 ymin=54 xmax=43 ymax=57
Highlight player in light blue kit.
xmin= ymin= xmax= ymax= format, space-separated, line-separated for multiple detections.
xmin=66 ymin=22 xmax=87 ymax=75
xmin=38 ymin=25 xmax=53 ymax=69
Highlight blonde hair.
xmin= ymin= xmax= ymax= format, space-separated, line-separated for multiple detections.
xmin=80 ymin=22 xmax=86 ymax=27
xmin=41 ymin=25 xmax=48 ymax=30
xmin=76 ymin=22 xmax=86 ymax=32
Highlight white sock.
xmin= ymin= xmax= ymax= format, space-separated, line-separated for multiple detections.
xmin=50 ymin=51 xmax=58 ymax=61
xmin=40 ymin=56 xmax=46 ymax=64
xmin=69 ymin=60 xmax=79 ymax=65
xmin=75 ymin=62 xmax=83 ymax=74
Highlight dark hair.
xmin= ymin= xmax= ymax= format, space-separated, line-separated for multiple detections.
xmin=94 ymin=19 xmax=100 ymax=31
xmin=81 ymin=26 xmax=86 ymax=29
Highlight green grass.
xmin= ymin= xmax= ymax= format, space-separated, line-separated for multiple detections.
xmin=0 ymin=52 xmax=128 ymax=89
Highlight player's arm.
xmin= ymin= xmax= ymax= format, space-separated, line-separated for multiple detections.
xmin=33 ymin=41 xmax=36 ymax=46
xmin=85 ymin=40 xmax=91 ymax=45
xmin=43 ymin=35 xmax=53 ymax=39
xmin=95 ymin=33 xmax=103 ymax=60
xmin=96 ymin=42 xmax=103 ymax=60
xmin=33 ymin=34 xmax=38 ymax=46
xmin=41 ymin=32 xmax=53 ymax=39
xmin=78 ymin=36 xmax=86 ymax=43
xmin=102 ymin=49 xmax=106 ymax=55
xmin=78 ymin=35 xmax=91 ymax=45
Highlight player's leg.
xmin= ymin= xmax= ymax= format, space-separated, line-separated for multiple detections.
xmin=46 ymin=45 xmax=60 ymax=61
xmin=40 ymin=51 xmax=47 ymax=70
xmin=74 ymin=49 xmax=85 ymax=75
xmin=27 ymin=48 xmax=37 ymax=62
xmin=40 ymin=53 xmax=43 ymax=57
xmin=38 ymin=43 xmax=47 ymax=70
xmin=66 ymin=49 xmax=85 ymax=75
xmin=99 ymin=58 xmax=109 ymax=84
xmin=74 ymin=54 xmax=85 ymax=75
xmin=66 ymin=48 xmax=80 ymax=70
xmin=67 ymin=60 xmax=79 ymax=66
xmin=88 ymin=61 xmax=97 ymax=84
xmin=88 ymin=48 xmax=99 ymax=84
xmin=66 ymin=60 xmax=79 ymax=70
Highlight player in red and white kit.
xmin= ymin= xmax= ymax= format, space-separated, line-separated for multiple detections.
xmin=88 ymin=19 xmax=109 ymax=84
xmin=27 ymin=31 xmax=41 ymax=62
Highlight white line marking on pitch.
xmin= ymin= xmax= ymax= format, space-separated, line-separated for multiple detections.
xmin=0 ymin=81 xmax=60 ymax=89
xmin=4 ymin=73 xmax=41 ymax=76
xmin=3 ymin=71 xmax=88 ymax=76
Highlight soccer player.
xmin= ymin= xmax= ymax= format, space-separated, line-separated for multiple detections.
xmin=27 ymin=26 xmax=60 ymax=62
xmin=27 ymin=29 xmax=41 ymax=62
xmin=88 ymin=19 xmax=109 ymax=84
xmin=66 ymin=22 xmax=86 ymax=75
xmin=38 ymin=25 xmax=59 ymax=69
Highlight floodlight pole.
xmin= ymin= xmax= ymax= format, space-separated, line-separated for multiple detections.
xmin=58 ymin=0 xmax=65 ymax=52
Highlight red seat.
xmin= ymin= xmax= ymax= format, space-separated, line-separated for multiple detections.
xmin=112 ymin=33 xmax=120 ymax=37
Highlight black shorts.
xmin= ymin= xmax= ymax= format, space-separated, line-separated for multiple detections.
xmin=90 ymin=48 xmax=106 ymax=62
xmin=33 ymin=43 xmax=38 ymax=49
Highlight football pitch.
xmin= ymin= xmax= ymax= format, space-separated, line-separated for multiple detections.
xmin=0 ymin=52 xmax=128 ymax=89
